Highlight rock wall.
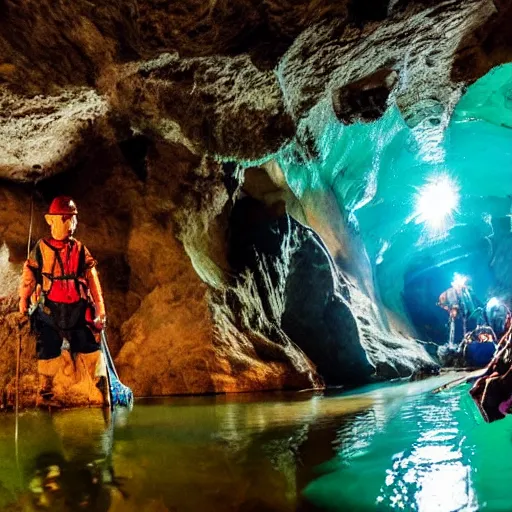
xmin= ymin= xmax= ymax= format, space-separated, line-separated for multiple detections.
xmin=2 ymin=0 xmax=512 ymax=180
xmin=231 ymin=165 xmax=435 ymax=384
xmin=0 ymin=140 xmax=320 ymax=405
xmin=0 ymin=0 xmax=512 ymax=402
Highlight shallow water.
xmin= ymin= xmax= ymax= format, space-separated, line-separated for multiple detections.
xmin=0 ymin=375 xmax=511 ymax=511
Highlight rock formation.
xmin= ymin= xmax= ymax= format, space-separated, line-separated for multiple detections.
xmin=0 ymin=0 xmax=511 ymax=403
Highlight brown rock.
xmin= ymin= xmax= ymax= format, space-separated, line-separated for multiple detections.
xmin=0 ymin=87 xmax=112 ymax=181
xmin=332 ymin=68 xmax=399 ymax=125
xmin=1 ymin=0 xmax=508 ymax=169
xmin=0 ymin=141 xmax=321 ymax=403
xmin=0 ymin=0 xmax=511 ymax=403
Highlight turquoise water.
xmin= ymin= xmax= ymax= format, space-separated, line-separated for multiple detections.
xmin=303 ymin=385 xmax=511 ymax=512
xmin=1 ymin=376 xmax=512 ymax=511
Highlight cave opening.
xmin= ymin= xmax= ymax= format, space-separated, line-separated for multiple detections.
xmin=270 ymin=63 xmax=512 ymax=360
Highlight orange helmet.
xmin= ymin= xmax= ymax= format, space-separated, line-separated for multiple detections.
xmin=47 ymin=196 xmax=78 ymax=215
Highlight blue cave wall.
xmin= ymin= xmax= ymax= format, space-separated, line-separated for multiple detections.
xmin=277 ymin=64 xmax=512 ymax=343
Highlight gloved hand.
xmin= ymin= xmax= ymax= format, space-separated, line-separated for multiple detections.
xmin=93 ymin=314 xmax=106 ymax=332
xmin=19 ymin=285 xmax=42 ymax=315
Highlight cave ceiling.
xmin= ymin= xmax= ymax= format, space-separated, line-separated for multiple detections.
xmin=0 ymin=0 xmax=511 ymax=181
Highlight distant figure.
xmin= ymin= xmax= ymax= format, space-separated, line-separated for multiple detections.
xmin=485 ymin=298 xmax=512 ymax=345
xmin=472 ymin=325 xmax=497 ymax=343
xmin=460 ymin=325 xmax=497 ymax=368
xmin=437 ymin=273 xmax=481 ymax=343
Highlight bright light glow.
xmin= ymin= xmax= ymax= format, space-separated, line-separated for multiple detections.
xmin=451 ymin=273 xmax=468 ymax=289
xmin=414 ymin=174 xmax=460 ymax=232
xmin=486 ymin=297 xmax=500 ymax=309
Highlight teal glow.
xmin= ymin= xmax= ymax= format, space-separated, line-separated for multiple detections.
xmin=302 ymin=385 xmax=512 ymax=512
xmin=277 ymin=64 xmax=512 ymax=319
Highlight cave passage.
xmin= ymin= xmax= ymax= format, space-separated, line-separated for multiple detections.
xmin=277 ymin=64 xmax=512 ymax=347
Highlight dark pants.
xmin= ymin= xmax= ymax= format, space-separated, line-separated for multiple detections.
xmin=33 ymin=299 xmax=99 ymax=360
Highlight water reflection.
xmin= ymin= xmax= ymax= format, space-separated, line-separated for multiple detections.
xmin=376 ymin=395 xmax=478 ymax=512
xmin=0 ymin=376 xmax=508 ymax=511
xmin=302 ymin=388 xmax=487 ymax=512
xmin=25 ymin=409 xmax=121 ymax=512
xmin=0 ymin=409 xmax=127 ymax=512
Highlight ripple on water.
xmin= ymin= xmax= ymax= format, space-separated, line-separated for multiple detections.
xmin=301 ymin=386 xmax=510 ymax=512
xmin=1 ymin=382 xmax=512 ymax=512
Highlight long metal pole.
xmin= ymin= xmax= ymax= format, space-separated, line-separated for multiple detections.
xmin=449 ymin=316 xmax=455 ymax=346
xmin=15 ymin=189 xmax=34 ymax=481
xmin=14 ymin=331 xmax=21 ymax=459
xmin=100 ymin=330 xmax=114 ymax=411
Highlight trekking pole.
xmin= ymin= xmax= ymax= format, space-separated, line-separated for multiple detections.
xmin=16 ymin=191 xmax=33 ymax=410
xmin=14 ymin=187 xmax=34 ymax=484
xmin=26 ymin=191 xmax=34 ymax=262
xmin=101 ymin=329 xmax=119 ymax=379
xmin=14 ymin=329 xmax=22 ymax=470
xmin=100 ymin=330 xmax=114 ymax=412
xmin=449 ymin=316 xmax=455 ymax=346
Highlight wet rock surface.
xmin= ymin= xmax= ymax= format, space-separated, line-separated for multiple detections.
xmin=0 ymin=0 xmax=511 ymax=400
xmin=1 ymin=0 xmax=511 ymax=177
xmin=0 ymin=142 xmax=321 ymax=402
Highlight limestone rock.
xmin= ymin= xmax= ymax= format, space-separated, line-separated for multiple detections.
xmin=332 ymin=68 xmax=399 ymax=125
xmin=0 ymin=0 xmax=511 ymax=401
xmin=108 ymin=52 xmax=295 ymax=160
xmin=2 ymin=0 xmax=510 ymax=169
xmin=277 ymin=0 xmax=498 ymax=126
xmin=0 ymin=141 xmax=322 ymax=402
xmin=0 ymin=87 xmax=111 ymax=181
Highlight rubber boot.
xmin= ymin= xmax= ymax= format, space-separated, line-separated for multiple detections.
xmin=74 ymin=351 xmax=108 ymax=406
xmin=37 ymin=358 xmax=62 ymax=407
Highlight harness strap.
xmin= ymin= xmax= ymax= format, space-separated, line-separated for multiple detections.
xmin=42 ymin=273 xmax=82 ymax=281
xmin=53 ymin=245 xmax=66 ymax=277
xmin=39 ymin=239 xmax=86 ymax=297
xmin=34 ymin=244 xmax=43 ymax=286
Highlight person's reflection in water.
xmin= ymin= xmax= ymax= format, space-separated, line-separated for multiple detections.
xmin=27 ymin=451 xmax=111 ymax=511
xmin=24 ymin=409 xmax=127 ymax=511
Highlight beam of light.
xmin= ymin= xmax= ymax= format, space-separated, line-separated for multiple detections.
xmin=451 ymin=273 xmax=468 ymax=289
xmin=486 ymin=297 xmax=500 ymax=309
xmin=414 ymin=174 xmax=460 ymax=234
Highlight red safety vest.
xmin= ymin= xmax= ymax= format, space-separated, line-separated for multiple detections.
xmin=34 ymin=238 xmax=88 ymax=304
